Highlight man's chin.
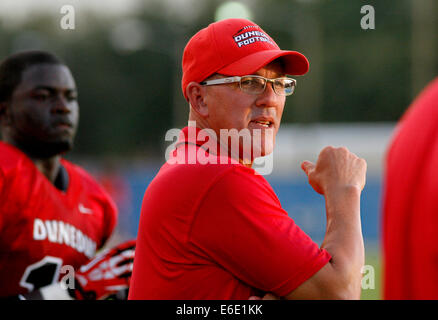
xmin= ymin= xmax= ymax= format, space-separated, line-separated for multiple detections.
xmin=253 ymin=129 xmax=275 ymax=158
xmin=237 ymin=144 xmax=274 ymax=163
xmin=255 ymin=148 xmax=273 ymax=160
xmin=28 ymin=139 xmax=73 ymax=158
xmin=254 ymin=140 xmax=275 ymax=158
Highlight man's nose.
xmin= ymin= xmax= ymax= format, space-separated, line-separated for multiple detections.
xmin=52 ymin=94 xmax=71 ymax=114
xmin=255 ymin=81 xmax=282 ymax=108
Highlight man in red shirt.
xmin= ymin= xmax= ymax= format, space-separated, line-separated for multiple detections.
xmin=382 ymin=77 xmax=438 ymax=299
xmin=0 ymin=51 xmax=133 ymax=299
xmin=129 ymin=18 xmax=367 ymax=300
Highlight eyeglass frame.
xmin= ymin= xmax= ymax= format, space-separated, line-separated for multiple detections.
xmin=199 ymin=75 xmax=297 ymax=96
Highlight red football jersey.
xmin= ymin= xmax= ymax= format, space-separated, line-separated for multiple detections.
xmin=0 ymin=142 xmax=118 ymax=297
xmin=382 ymin=77 xmax=438 ymax=299
xmin=129 ymin=127 xmax=330 ymax=300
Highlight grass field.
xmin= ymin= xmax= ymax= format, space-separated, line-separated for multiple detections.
xmin=361 ymin=249 xmax=382 ymax=300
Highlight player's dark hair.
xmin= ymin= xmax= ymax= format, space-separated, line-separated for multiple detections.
xmin=0 ymin=50 xmax=65 ymax=103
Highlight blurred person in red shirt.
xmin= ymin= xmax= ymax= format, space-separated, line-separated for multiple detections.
xmin=382 ymin=77 xmax=438 ymax=299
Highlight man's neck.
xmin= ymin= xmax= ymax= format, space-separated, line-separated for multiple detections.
xmin=32 ymin=156 xmax=62 ymax=184
xmin=3 ymin=137 xmax=62 ymax=183
xmin=185 ymin=119 xmax=254 ymax=168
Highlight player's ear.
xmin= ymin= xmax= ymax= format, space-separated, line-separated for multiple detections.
xmin=186 ymin=82 xmax=208 ymax=118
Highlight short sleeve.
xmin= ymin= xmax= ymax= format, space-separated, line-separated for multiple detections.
xmin=188 ymin=166 xmax=331 ymax=296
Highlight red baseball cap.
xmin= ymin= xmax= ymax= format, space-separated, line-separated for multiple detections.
xmin=181 ymin=18 xmax=309 ymax=100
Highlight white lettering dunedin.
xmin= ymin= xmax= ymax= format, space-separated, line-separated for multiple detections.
xmin=32 ymin=218 xmax=96 ymax=258
xmin=234 ymin=30 xmax=274 ymax=48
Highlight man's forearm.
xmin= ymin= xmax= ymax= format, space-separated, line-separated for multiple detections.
xmin=321 ymin=185 xmax=365 ymax=299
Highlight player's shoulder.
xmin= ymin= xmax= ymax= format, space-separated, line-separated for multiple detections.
xmin=61 ymin=159 xmax=114 ymax=201
xmin=62 ymin=159 xmax=95 ymax=182
xmin=0 ymin=141 xmax=33 ymax=175
xmin=61 ymin=159 xmax=118 ymax=247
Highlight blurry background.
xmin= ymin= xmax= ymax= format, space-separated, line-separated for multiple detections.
xmin=0 ymin=0 xmax=437 ymax=299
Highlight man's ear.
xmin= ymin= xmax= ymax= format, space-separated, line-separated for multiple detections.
xmin=186 ymin=82 xmax=208 ymax=118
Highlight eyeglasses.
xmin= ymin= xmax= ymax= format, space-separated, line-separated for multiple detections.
xmin=200 ymin=75 xmax=296 ymax=96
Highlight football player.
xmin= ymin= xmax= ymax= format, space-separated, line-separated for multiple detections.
xmin=0 ymin=50 xmax=134 ymax=300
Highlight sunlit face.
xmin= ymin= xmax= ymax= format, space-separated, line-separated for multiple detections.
xmin=203 ymin=61 xmax=286 ymax=162
xmin=5 ymin=64 xmax=79 ymax=157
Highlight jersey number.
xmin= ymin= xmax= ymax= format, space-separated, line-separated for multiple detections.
xmin=20 ymin=256 xmax=63 ymax=292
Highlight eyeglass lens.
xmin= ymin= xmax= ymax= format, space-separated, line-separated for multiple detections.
xmin=239 ymin=76 xmax=294 ymax=96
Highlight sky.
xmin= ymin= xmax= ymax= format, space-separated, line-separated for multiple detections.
xmin=0 ymin=0 xmax=255 ymax=29
xmin=0 ymin=0 xmax=145 ymax=28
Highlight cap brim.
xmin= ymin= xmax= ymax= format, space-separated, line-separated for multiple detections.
xmin=217 ymin=50 xmax=309 ymax=76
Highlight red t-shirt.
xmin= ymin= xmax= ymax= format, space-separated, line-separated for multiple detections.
xmin=129 ymin=127 xmax=331 ymax=300
xmin=0 ymin=142 xmax=118 ymax=297
xmin=382 ymin=77 xmax=438 ymax=299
